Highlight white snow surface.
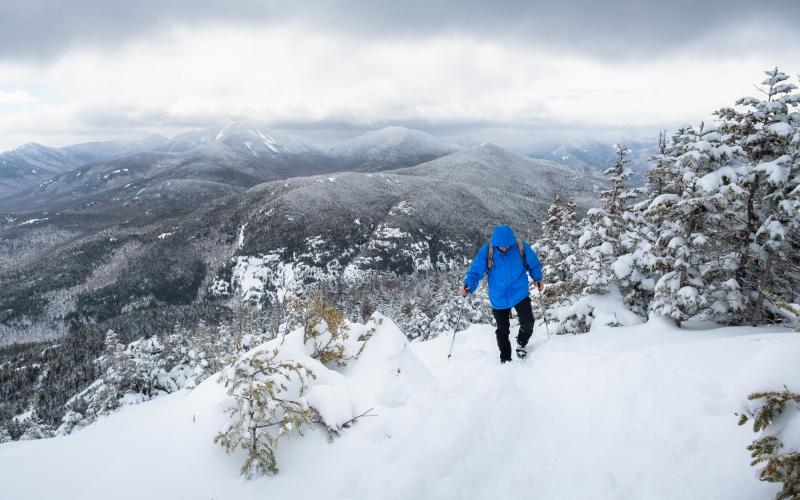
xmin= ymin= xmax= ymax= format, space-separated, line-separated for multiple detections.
xmin=0 ymin=317 xmax=796 ymax=500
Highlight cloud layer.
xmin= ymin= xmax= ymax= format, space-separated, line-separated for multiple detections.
xmin=0 ymin=1 xmax=798 ymax=150
xmin=2 ymin=0 xmax=798 ymax=61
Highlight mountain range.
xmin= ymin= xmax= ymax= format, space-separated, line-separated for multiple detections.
xmin=0 ymin=135 xmax=169 ymax=196
xmin=527 ymin=139 xmax=658 ymax=179
xmin=0 ymin=124 xmax=654 ymax=212
xmin=0 ymin=122 xmax=608 ymax=443
xmin=0 ymin=124 xmax=468 ymax=215
xmin=0 ymin=127 xmax=606 ymax=345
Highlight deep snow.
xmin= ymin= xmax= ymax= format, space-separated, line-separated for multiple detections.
xmin=0 ymin=318 xmax=797 ymax=500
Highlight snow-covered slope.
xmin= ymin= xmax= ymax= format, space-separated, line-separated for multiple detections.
xmin=330 ymin=126 xmax=458 ymax=171
xmin=1 ymin=315 xmax=795 ymax=500
xmin=159 ymin=121 xmax=323 ymax=158
xmin=528 ymin=139 xmax=658 ymax=180
xmin=396 ymin=143 xmax=605 ymax=208
xmin=0 ymin=136 xmax=168 ymax=197
xmin=209 ymin=170 xmax=551 ymax=304
xmin=0 ymin=122 xmax=335 ymax=214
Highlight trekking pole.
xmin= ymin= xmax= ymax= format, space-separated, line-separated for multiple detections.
xmin=483 ymin=281 xmax=495 ymax=327
xmin=537 ymin=290 xmax=551 ymax=340
xmin=447 ymin=295 xmax=468 ymax=359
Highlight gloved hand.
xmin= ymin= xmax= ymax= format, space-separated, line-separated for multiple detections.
xmin=460 ymin=285 xmax=470 ymax=297
xmin=535 ymin=280 xmax=545 ymax=293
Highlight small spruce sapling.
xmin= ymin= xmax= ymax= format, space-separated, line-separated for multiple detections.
xmin=291 ymin=291 xmax=357 ymax=366
xmin=217 ymin=294 xmax=374 ymax=476
xmin=214 ymin=350 xmax=317 ymax=477
xmin=737 ymin=387 xmax=800 ymax=499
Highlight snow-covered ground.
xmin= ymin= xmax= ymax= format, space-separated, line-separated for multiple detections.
xmin=1 ymin=318 xmax=797 ymax=500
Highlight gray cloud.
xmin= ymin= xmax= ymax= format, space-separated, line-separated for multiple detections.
xmin=2 ymin=0 xmax=798 ymax=61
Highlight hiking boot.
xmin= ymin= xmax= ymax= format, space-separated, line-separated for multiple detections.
xmin=515 ymin=343 xmax=527 ymax=360
xmin=500 ymin=358 xmax=512 ymax=364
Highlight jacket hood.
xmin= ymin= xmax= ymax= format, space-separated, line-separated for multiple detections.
xmin=491 ymin=225 xmax=517 ymax=247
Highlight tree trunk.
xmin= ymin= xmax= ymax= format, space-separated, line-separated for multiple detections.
xmin=751 ymin=252 xmax=774 ymax=326
xmin=737 ymin=172 xmax=762 ymax=318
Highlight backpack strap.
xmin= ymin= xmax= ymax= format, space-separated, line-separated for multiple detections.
xmin=485 ymin=241 xmax=494 ymax=275
xmin=517 ymin=238 xmax=527 ymax=269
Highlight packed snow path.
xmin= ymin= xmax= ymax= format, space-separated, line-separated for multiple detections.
xmin=1 ymin=320 xmax=797 ymax=500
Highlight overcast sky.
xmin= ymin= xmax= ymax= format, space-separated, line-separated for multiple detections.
xmin=0 ymin=0 xmax=798 ymax=151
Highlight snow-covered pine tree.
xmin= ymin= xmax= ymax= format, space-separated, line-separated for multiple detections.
xmin=397 ymin=300 xmax=432 ymax=340
xmin=646 ymin=130 xmax=669 ymax=197
xmin=570 ymin=146 xmax=650 ymax=317
xmin=537 ymin=196 xmax=567 ymax=306
xmin=429 ymin=289 xmax=488 ymax=338
xmin=91 ymin=330 xmax=136 ymax=410
xmin=601 ymin=145 xmax=639 ymax=217
xmin=645 ymin=123 xmax=742 ymax=325
xmin=534 ymin=196 xmax=584 ymax=331
xmin=714 ymin=68 xmax=800 ymax=325
xmin=645 ymin=127 xmax=691 ymax=198
xmin=59 ymin=330 xmax=184 ymax=434
xmin=15 ymin=411 xmax=52 ymax=441
xmin=426 ymin=270 xmax=492 ymax=338
xmin=541 ymin=146 xmax=650 ymax=333
xmin=161 ymin=322 xmax=217 ymax=389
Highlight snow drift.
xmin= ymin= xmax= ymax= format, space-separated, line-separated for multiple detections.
xmin=0 ymin=315 xmax=797 ymax=500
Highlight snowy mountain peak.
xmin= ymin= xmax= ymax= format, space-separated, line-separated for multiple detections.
xmin=12 ymin=142 xmax=49 ymax=154
xmin=431 ymin=142 xmax=528 ymax=166
xmin=331 ymin=126 xmax=455 ymax=156
xmin=328 ymin=126 xmax=458 ymax=171
xmin=467 ymin=142 xmax=516 ymax=157
xmin=160 ymin=121 xmax=320 ymax=156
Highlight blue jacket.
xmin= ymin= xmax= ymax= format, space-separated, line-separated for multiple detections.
xmin=464 ymin=225 xmax=543 ymax=310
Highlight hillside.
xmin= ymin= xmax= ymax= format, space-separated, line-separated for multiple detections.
xmin=0 ymin=136 xmax=169 ymax=198
xmin=0 ymin=123 xmax=335 ymax=214
xmin=0 ymin=142 xmax=603 ymax=345
xmin=396 ymin=144 xmax=603 ymax=208
xmin=330 ymin=126 xmax=458 ymax=171
xmin=0 ymin=315 xmax=795 ymax=500
xmin=527 ymin=139 xmax=658 ymax=181
xmin=0 ymin=124 xmax=463 ymax=214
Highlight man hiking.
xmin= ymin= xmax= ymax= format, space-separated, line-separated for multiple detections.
xmin=461 ymin=225 xmax=544 ymax=363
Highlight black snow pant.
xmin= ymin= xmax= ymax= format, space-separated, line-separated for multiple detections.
xmin=492 ymin=296 xmax=534 ymax=362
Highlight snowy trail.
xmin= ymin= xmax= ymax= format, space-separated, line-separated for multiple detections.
xmin=1 ymin=320 xmax=796 ymax=500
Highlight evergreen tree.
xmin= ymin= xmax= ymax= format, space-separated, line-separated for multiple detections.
xmin=646 ymin=130 xmax=669 ymax=196
xmin=646 ymin=127 xmax=693 ymax=197
xmin=538 ymin=195 xmax=567 ymax=286
xmin=737 ymin=387 xmax=800 ymax=499
xmin=715 ymin=68 xmax=800 ymax=325
xmin=398 ymin=301 xmax=432 ymax=340
xmin=16 ymin=410 xmax=52 ymax=441
xmin=574 ymin=146 xmax=647 ymax=305
xmin=215 ymin=350 xmax=317 ymax=477
xmin=215 ymin=296 xmax=372 ymax=477
xmin=551 ymin=198 xmax=579 ymax=282
xmin=537 ymin=197 xmax=583 ymax=329
xmin=547 ymin=146 xmax=651 ymax=332
xmin=645 ymin=123 xmax=742 ymax=325
xmin=601 ymin=146 xmax=639 ymax=216
xmin=429 ymin=290 xmax=488 ymax=338
xmin=290 ymin=291 xmax=362 ymax=367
